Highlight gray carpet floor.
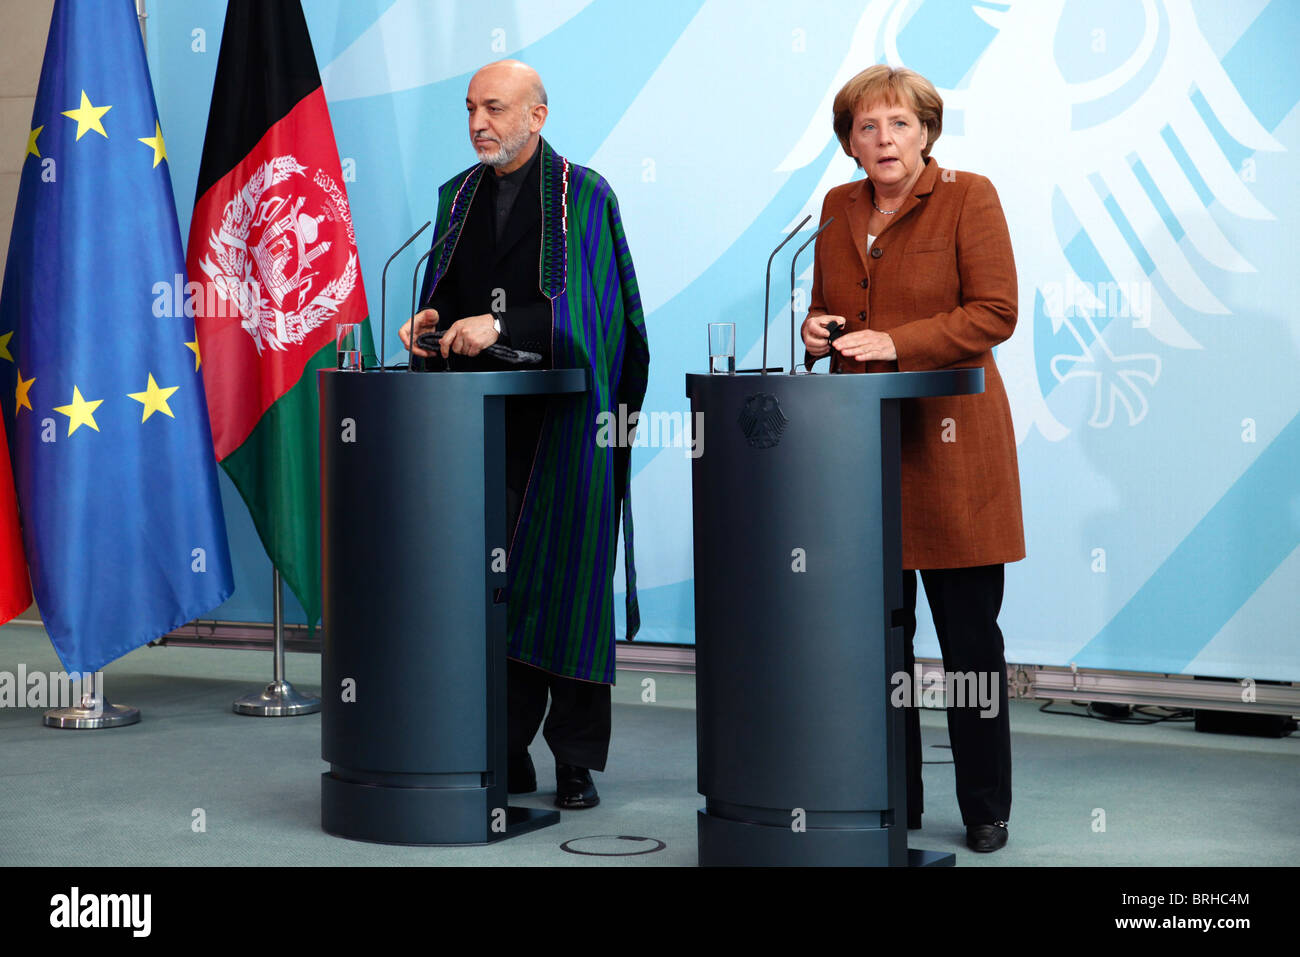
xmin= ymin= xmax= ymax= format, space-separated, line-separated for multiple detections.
xmin=1 ymin=623 xmax=1296 ymax=867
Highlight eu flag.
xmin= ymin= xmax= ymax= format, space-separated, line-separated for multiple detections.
xmin=0 ymin=0 xmax=233 ymax=675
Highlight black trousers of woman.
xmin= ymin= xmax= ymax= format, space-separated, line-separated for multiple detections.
xmin=903 ymin=564 xmax=1012 ymax=827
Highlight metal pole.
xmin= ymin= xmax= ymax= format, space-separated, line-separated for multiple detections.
xmin=232 ymin=569 xmax=321 ymax=716
xmin=273 ymin=566 xmax=285 ymax=684
xmin=44 ymin=670 xmax=140 ymax=729
xmin=788 ymin=218 xmax=833 ymax=374
xmin=762 ymin=214 xmax=811 ymax=375
xmin=136 ymin=0 xmax=146 ymax=47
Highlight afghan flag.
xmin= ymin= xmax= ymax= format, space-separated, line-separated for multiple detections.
xmin=187 ymin=0 xmax=370 ymax=624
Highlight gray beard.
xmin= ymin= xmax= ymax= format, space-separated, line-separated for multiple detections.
xmin=478 ymin=124 xmax=531 ymax=169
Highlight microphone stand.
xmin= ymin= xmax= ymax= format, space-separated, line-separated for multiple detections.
xmin=762 ymin=215 xmax=811 ymax=376
xmin=408 ymin=226 xmax=456 ymax=372
xmin=378 ymin=221 xmax=431 ymax=371
xmin=789 ymin=218 xmax=833 ymax=374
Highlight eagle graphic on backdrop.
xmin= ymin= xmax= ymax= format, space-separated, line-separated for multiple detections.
xmin=780 ymin=0 xmax=1282 ymax=441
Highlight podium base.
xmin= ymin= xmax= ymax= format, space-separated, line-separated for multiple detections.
xmin=908 ymin=847 xmax=957 ymax=867
xmin=698 ymin=808 xmax=955 ymax=866
xmin=321 ymin=772 xmax=559 ymax=846
xmin=501 ymin=805 xmax=562 ymax=840
xmin=699 ymin=807 xmax=892 ymax=866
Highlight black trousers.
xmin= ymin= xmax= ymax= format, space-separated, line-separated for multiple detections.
xmin=902 ymin=564 xmax=1012 ymax=826
xmin=507 ymin=659 xmax=611 ymax=771
xmin=502 ymin=421 xmax=621 ymax=776
xmin=504 ymin=466 xmax=611 ymax=774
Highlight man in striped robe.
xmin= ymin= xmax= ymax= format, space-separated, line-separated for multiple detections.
xmin=401 ymin=61 xmax=649 ymax=809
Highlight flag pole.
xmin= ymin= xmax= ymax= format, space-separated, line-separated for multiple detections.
xmin=233 ymin=569 xmax=321 ymax=716
xmin=44 ymin=671 xmax=140 ymax=729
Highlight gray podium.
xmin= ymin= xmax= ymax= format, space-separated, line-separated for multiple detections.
xmin=687 ymin=368 xmax=983 ymax=866
xmin=319 ymin=367 xmax=587 ymax=845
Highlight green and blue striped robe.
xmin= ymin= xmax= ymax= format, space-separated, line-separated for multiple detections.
xmin=425 ymin=140 xmax=650 ymax=684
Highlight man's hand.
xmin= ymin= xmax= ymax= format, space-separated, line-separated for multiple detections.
xmin=399 ymin=308 xmax=440 ymax=357
xmin=438 ymin=314 xmax=500 ymax=358
xmin=801 ymin=314 xmax=845 ymax=358
xmin=833 ymin=328 xmax=897 ymax=362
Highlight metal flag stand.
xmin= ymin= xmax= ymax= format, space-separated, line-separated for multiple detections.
xmin=44 ymin=671 xmax=140 ymax=729
xmin=233 ymin=569 xmax=321 ymax=716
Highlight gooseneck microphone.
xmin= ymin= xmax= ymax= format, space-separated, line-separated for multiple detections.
xmin=378 ymin=221 xmax=430 ymax=371
xmin=762 ymin=215 xmax=811 ymax=376
xmin=789 ymin=218 xmax=833 ymax=374
xmin=408 ymin=225 xmax=457 ymax=371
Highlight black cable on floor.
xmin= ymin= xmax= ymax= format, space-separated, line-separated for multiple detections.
xmin=1038 ymin=699 xmax=1193 ymax=724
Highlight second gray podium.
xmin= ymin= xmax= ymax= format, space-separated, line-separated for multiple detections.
xmin=687 ymin=368 xmax=983 ymax=866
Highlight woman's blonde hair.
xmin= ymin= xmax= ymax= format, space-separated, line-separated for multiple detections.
xmin=832 ymin=65 xmax=943 ymax=162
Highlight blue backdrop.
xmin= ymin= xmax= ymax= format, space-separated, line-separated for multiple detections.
xmin=147 ymin=0 xmax=1300 ymax=681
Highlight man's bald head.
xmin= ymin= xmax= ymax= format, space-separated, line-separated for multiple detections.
xmin=466 ymin=60 xmax=549 ymax=174
xmin=471 ymin=59 xmax=547 ymax=108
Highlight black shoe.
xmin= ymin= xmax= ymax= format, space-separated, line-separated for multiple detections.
xmin=508 ymin=751 xmax=536 ymax=795
xmin=555 ymin=763 xmax=600 ymax=809
xmin=966 ymin=821 xmax=1008 ymax=853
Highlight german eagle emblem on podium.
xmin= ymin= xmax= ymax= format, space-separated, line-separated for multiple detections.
xmin=739 ymin=393 xmax=788 ymax=450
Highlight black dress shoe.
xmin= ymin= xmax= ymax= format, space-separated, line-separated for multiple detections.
xmin=508 ymin=751 xmax=536 ymax=794
xmin=555 ymin=763 xmax=599 ymax=809
xmin=966 ymin=821 xmax=1008 ymax=853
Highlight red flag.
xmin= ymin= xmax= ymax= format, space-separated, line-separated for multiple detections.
xmin=0 ymin=411 xmax=31 ymax=624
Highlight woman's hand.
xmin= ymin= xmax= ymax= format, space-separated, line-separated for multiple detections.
xmin=801 ymin=314 xmax=845 ymax=358
xmin=833 ymin=328 xmax=896 ymax=362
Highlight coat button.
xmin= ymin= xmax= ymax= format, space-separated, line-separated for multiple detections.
xmin=857 ymin=311 xmax=866 ymax=321
xmin=871 ymin=246 xmax=883 ymax=259
xmin=859 ymin=278 xmax=868 ymax=288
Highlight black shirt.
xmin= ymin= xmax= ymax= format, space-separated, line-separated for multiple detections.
xmin=484 ymin=141 xmax=540 ymax=244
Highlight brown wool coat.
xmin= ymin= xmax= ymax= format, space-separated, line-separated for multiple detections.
xmin=808 ymin=157 xmax=1026 ymax=569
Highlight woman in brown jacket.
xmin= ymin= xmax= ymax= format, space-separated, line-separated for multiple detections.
xmin=801 ymin=65 xmax=1025 ymax=853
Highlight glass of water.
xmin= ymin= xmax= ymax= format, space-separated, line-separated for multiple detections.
xmin=708 ymin=322 xmax=735 ymax=375
xmin=336 ymin=322 xmax=363 ymax=371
